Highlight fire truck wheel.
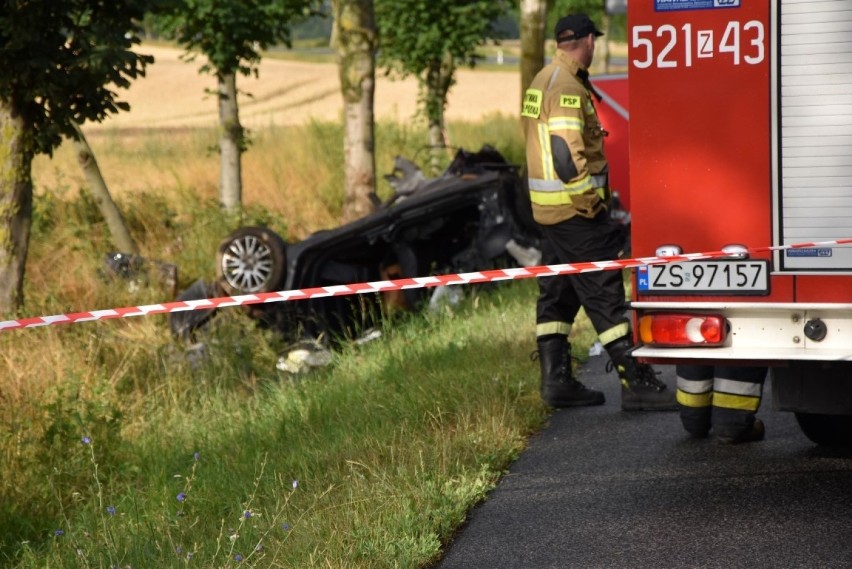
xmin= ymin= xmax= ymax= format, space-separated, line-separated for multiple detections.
xmin=794 ymin=412 xmax=852 ymax=448
xmin=216 ymin=226 xmax=287 ymax=295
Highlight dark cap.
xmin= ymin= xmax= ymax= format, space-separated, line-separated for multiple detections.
xmin=555 ymin=13 xmax=604 ymax=42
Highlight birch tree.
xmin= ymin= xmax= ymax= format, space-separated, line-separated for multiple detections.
xmin=71 ymin=124 xmax=139 ymax=254
xmin=520 ymin=0 xmax=548 ymax=95
xmin=375 ymin=0 xmax=511 ymax=175
xmin=158 ymin=0 xmax=319 ymax=213
xmin=331 ymin=0 xmax=377 ymax=222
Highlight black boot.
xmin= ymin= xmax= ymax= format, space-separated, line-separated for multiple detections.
xmin=605 ymin=338 xmax=677 ymax=411
xmin=716 ymin=418 xmax=766 ymax=444
xmin=535 ymin=336 xmax=605 ymax=408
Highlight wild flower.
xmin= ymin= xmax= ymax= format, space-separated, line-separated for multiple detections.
xmin=235 ymin=554 xmax=243 ymax=562
xmin=194 ymin=451 xmax=200 ymax=461
xmin=106 ymin=505 xmax=116 ymax=516
xmin=81 ymin=436 xmax=91 ymax=445
xmin=177 ymin=492 xmax=187 ymax=502
xmin=244 ymin=510 xmax=252 ymax=519
xmin=292 ymin=480 xmax=299 ymax=490
xmin=54 ymin=530 xmax=64 ymax=537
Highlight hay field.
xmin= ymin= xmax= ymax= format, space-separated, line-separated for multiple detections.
xmin=85 ymin=45 xmax=522 ymax=132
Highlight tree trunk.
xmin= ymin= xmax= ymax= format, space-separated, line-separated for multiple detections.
xmin=598 ymin=10 xmax=611 ymax=74
xmin=424 ymin=53 xmax=455 ymax=176
xmin=332 ymin=0 xmax=377 ymax=223
xmin=71 ymin=123 xmax=139 ymax=254
xmin=520 ymin=0 xmax=547 ymax=96
xmin=218 ymin=72 xmax=243 ymax=212
xmin=0 ymin=100 xmax=34 ymax=314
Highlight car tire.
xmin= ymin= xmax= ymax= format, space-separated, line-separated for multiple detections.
xmin=794 ymin=412 xmax=852 ymax=448
xmin=216 ymin=226 xmax=287 ymax=295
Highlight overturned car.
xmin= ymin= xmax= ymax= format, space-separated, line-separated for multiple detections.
xmin=169 ymin=146 xmax=543 ymax=367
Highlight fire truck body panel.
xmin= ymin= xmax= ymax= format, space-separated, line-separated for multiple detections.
xmin=626 ymin=1 xmax=852 ymax=442
xmin=629 ymin=0 xmax=852 ymax=357
xmin=629 ymin=2 xmax=773 ymax=278
xmin=593 ymin=75 xmax=632 ymax=210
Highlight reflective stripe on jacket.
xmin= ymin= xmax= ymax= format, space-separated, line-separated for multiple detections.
xmin=521 ymin=50 xmax=608 ymax=225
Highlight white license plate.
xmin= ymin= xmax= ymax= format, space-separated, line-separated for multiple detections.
xmin=637 ymin=260 xmax=770 ymax=295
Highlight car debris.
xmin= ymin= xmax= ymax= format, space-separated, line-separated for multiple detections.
xmin=103 ymin=251 xmax=179 ymax=297
xmin=169 ymin=145 xmax=543 ymax=371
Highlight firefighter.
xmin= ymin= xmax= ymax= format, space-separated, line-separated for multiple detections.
xmin=521 ymin=13 xmax=676 ymax=411
xmin=676 ymin=365 xmax=768 ymax=443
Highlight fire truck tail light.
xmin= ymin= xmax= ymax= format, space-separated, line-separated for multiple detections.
xmin=638 ymin=313 xmax=727 ymax=347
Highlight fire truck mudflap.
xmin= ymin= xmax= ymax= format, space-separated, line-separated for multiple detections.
xmin=627 ymin=1 xmax=852 ymax=445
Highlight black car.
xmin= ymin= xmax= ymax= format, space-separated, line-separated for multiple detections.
xmin=169 ymin=146 xmax=542 ymax=362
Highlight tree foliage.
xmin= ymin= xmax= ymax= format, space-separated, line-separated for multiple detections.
xmin=549 ymin=0 xmax=605 ymax=28
xmin=0 ymin=0 xmax=154 ymax=313
xmin=0 ymin=0 xmax=154 ymax=155
xmin=157 ymin=0 xmax=320 ymax=77
xmin=376 ymin=0 xmax=510 ymax=75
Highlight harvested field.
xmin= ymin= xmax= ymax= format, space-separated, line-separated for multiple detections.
xmin=84 ymin=45 xmax=521 ymax=133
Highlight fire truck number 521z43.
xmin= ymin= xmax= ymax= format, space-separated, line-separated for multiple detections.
xmin=632 ymin=20 xmax=765 ymax=69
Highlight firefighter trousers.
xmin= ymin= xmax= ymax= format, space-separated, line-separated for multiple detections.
xmin=676 ymin=364 xmax=768 ymax=438
xmin=535 ymin=212 xmax=629 ymax=346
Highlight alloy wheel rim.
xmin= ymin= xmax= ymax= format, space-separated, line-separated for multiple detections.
xmin=221 ymin=236 xmax=275 ymax=293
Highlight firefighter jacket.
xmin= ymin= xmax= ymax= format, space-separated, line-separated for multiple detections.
xmin=521 ymin=50 xmax=608 ymax=225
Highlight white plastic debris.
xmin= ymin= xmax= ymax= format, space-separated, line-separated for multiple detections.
xmin=276 ymin=344 xmax=333 ymax=374
xmin=355 ymin=328 xmax=382 ymax=345
xmin=429 ymin=285 xmax=465 ymax=312
xmin=588 ymin=341 xmax=604 ymax=357
xmin=506 ymin=239 xmax=542 ymax=267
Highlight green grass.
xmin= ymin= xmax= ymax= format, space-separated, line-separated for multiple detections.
xmin=7 ymin=116 xmax=600 ymax=567
xmin=2 ymin=279 xmax=601 ymax=567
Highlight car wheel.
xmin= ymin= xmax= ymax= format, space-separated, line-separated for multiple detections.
xmin=794 ymin=412 xmax=852 ymax=448
xmin=216 ymin=226 xmax=287 ymax=295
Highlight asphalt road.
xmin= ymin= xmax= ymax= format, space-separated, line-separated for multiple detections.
xmin=434 ymin=355 xmax=852 ymax=569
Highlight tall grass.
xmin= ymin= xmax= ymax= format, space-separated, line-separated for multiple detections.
xmin=3 ymin=115 xmax=595 ymax=567
xmin=5 ymin=281 xmax=553 ymax=568
xmin=32 ymin=115 xmax=527 ymax=246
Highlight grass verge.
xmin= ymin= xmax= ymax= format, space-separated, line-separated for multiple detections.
xmin=0 ymin=279 xmax=602 ymax=567
xmin=5 ymin=115 xmax=601 ymax=567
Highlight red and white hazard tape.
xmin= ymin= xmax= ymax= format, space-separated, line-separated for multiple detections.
xmin=2 ymin=238 xmax=851 ymax=332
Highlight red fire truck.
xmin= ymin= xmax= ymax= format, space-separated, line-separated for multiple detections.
xmin=627 ymin=0 xmax=852 ymax=445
